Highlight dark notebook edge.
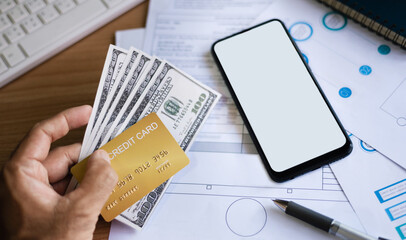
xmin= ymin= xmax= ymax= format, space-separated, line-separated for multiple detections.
xmin=317 ymin=0 xmax=406 ymax=49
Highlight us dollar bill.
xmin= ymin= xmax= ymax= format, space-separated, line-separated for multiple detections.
xmin=115 ymin=62 xmax=221 ymax=229
xmin=116 ymin=181 xmax=167 ymax=229
xmin=66 ymin=45 xmax=127 ymax=194
xmin=86 ymin=52 xmax=152 ymax=155
xmin=79 ymin=45 xmax=128 ymax=159
xmin=82 ymin=48 xmax=140 ymax=157
xmin=102 ymin=58 xmax=163 ymax=145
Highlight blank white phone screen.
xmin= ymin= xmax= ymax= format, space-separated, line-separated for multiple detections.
xmin=214 ymin=20 xmax=346 ymax=172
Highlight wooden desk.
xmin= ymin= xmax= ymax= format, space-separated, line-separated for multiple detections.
xmin=0 ymin=2 xmax=149 ymax=239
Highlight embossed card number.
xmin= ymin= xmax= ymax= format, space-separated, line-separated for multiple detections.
xmin=71 ymin=113 xmax=190 ymax=222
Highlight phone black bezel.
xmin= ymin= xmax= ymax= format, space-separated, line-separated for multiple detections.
xmin=211 ymin=19 xmax=352 ymax=182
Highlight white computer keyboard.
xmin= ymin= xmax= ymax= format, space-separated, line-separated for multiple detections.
xmin=0 ymin=0 xmax=143 ymax=88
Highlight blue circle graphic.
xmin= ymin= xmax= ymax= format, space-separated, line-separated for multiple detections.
xmin=378 ymin=45 xmax=391 ymax=55
xmin=339 ymin=87 xmax=352 ymax=98
xmin=289 ymin=22 xmax=313 ymax=41
xmin=322 ymin=12 xmax=347 ymax=31
xmin=359 ymin=65 xmax=372 ymax=75
xmin=360 ymin=140 xmax=376 ymax=152
xmin=302 ymin=53 xmax=309 ymax=63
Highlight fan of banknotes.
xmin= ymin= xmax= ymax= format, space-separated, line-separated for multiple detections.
xmin=67 ymin=45 xmax=220 ymax=229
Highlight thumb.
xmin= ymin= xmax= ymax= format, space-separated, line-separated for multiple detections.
xmin=69 ymin=150 xmax=118 ymax=216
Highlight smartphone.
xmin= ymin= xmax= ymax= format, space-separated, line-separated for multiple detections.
xmin=211 ymin=19 xmax=352 ymax=182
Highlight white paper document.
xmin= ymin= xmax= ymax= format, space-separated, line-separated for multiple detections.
xmin=331 ymin=134 xmax=406 ymax=240
xmin=109 ymin=152 xmax=363 ymax=240
xmin=115 ymin=28 xmax=145 ymax=50
xmin=254 ymin=0 xmax=406 ymax=169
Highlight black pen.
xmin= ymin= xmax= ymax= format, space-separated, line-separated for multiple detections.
xmin=273 ymin=199 xmax=386 ymax=240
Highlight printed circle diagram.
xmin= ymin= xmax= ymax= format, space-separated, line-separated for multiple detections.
xmin=226 ymin=198 xmax=267 ymax=237
xmin=289 ymin=22 xmax=313 ymax=41
xmin=339 ymin=87 xmax=352 ymax=98
xmin=397 ymin=117 xmax=406 ymax=126
xmin=378 ymin=44 xmax=391 ymax=55
xmin=322 ymin=12 xmax=347 ymax=31
xmin=359 ymin=140 xmax=376 ymax=152
xmin=359 ymin=65 xmax=372 ymax=75
xmin=302 ymin=53 xmax=309 ymax=63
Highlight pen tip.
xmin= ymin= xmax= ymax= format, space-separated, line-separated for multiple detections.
xmin=272 ymin=199 xmax=288 ymax=211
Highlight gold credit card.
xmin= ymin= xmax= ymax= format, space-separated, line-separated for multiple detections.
xmin=71 ymin=113 xmax=190 ymax=222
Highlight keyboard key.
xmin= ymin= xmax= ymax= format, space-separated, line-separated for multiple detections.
xmin=37 ymin=5 xmax=59 ymax=24
xmin=21 ymin=15 xmax=43 ymax=33
xmin=0 ymin=0 xmax=16 ymax=14
xmin=0 ymin=36 xmax=8 ymax=51
xmin=7 ymin=5 xmax=29 ymax=23
xmin=0 ymin=14 xmax=12 ymax=31
xmin=54 ymin=0 xmax=76 ymax=14
xmin=20 ymin=0 xmax=106 ymax=56
xmin=0 ymin=57 xmax=8 ymax=74
xmin=102 ymin=0 xmax=122 ymax=8
xmin=24 ymin=0 xmax=47 ymax=13
xmin=2 ymin=45 xmax=25 ymax=67
xmin=4 ymin=25 xmax=25 ymax=43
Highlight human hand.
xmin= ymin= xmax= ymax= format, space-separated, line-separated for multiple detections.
xmin=0 ymin=105 xmax=118 ymax=240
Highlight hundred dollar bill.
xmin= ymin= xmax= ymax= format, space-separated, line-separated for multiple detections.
xmin=85 ymin=52 xmax=152 ymax=156
xmin=82 ymin=47 xmax=140 ymax=157
xmin=116 ymin=180 xmax=167 ymax=229
xmin=101 ymin=58 xmax=163 ymax=146
xmin=79 ymin=45 xmax=128 ymax=160
xmin=66 ymin=45 xmax=127 ymax=194
xmin=115 ymin=62 xmax=221 ymax=229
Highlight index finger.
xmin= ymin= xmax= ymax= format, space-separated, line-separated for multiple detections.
xmin=12 ymin=105 xmax=92 ymax=163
